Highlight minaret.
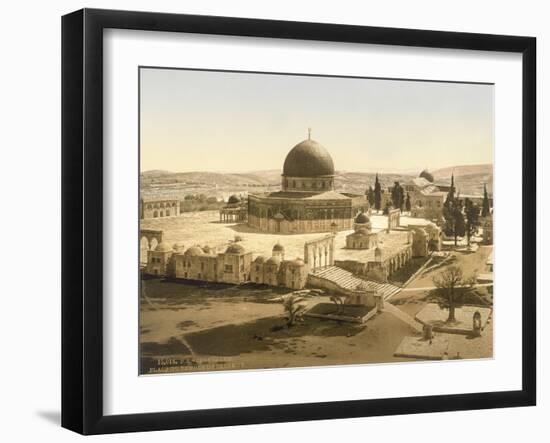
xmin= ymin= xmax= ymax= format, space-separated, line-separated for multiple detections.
xmin=308 ymin=127 xmax=312 ymax=140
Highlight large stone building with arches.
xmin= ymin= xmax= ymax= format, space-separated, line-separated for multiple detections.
xmin=140 ymin=198 xmax=180 ymax=219
xmin=248 ymin=133 xmax=368 ymax=234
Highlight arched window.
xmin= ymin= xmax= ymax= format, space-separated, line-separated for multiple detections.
xmin=153 ymin=211 xmax=158 ymax=217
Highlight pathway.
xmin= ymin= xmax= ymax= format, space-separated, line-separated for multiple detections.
xmin=400 ymin=282 xmax=494 ymax=292
xmin=383 ymin=303 xmax=424 ymax=333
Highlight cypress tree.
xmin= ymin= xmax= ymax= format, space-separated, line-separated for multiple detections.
xmin=374 ymin=173 xmax=382 ymax=211
xmin=366 ymin=185 xmax=375 ymax=206
xmin=444 ymin=173 xmax=455 ymax=209
xmin=465 ymin=198 xmax=480 ymax=246
xmin=482 ymin=183 xmax=490 ymax=217
xmin=405 ymin=192 xmax=411 ymax=212
xmin=391 ymin=181 xmax=405 ymax=212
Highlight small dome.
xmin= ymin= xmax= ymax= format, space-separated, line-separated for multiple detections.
xmin=419 ymin=169 xmax=434 ymax=183
xmin=254 ymin=256 xmax=267 ymax=263
xmin=355 ymin=212 xmax=370 ymax=224
xmin=155 ymin=242 xmax=173 ymax=252
xmin=225 ymin=243 xmax=245 ymax=254
xmin=289 ymin=258 xmax=306 ymax=267
xmin=272 ymin=243 xmax=285 ymax=252
xmin=273 ymin=212 xmax=285 ymax=220
xmin=227 ymin=194 xmax=241 ymax=204
xmin=202 ymin=245 xmax=213 ymax=254
xmin=184 ymin=246 xmax=204 ymax=257
xmin=282 ymin=138 xmax=335 ymax=177
xmin=172 ymin=241 xmax=185 ymax=251
xmin=266 ymin=256 xmax=281 ymax=265
xmin=412 ymin=227 xmax=428 ymax=238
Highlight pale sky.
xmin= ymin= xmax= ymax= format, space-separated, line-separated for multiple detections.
xmin=140 ymin=67 xmax=494 ymax=173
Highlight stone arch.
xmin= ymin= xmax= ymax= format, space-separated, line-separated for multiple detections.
xmin=304 ymin=234 xmax=335 ymax=272
xmin=153 ymin=210 xmax=158 ymax=218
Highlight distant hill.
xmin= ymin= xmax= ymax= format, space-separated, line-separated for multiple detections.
xmin=140 ymin=164 xmax=492 ymax=199
xmin=432 ymin=164 xmax=493 ymax=179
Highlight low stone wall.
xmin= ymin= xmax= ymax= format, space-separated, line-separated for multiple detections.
xmin=334 ymin=260 xmax=366 ymax=275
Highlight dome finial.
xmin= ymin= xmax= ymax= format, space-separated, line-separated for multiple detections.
xmin=308 ymin=127 xmax=312 ymax=140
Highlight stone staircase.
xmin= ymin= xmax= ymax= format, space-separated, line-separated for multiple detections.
xmin=311 ymin=266 xmax=401 ymax=300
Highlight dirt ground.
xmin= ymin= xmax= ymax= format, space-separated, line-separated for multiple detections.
xmin=139 ymin=278 xmax=416 ymax=374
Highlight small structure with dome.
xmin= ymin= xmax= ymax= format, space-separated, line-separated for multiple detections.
xmin=250 ymin=242 xmax=309 ymax=289
xmin=219 ymin=194 xmax=247 ymax=223
xmin=399 ymin=170 xmax=450 ymax=221
xmin=248 ymin=130 xmax=369 ymax=233
xmin=346 ymin=212 xmax=379 ymax=250
xmin=146 ymin=241 xmax=175 ymax=276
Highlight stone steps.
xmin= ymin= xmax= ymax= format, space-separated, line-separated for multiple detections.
xmin=311 ymin=266 xmax=401 ymax=300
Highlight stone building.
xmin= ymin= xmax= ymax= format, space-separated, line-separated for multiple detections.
xmin=146 ymin=241 xmax=174 ymax=276
xmin=250 ymin=244 xmax=309 ymax=290
xmin=346 ymin=212 xmax=379 ymax=250
xmin=409 ymin=223 xmax=442 ymax=252
xmin=411 ymin=227 xmax=429 ymax=257
xmin=248 ymin=131 xmax=368 ymax=234
xmin=140 ymin=198 xmax=180 ymax=219
xmin=335 ymin=222 xmax=440 ymax=283
xmin=405 ymin=173 xmax=447 ymax=221
xmin=145 ymin=242 xmax=253 ymax=284
xmin=144 ymin=240 xmax=309 ymax=290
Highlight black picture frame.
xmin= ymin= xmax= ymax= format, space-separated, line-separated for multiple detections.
xmin=61 ymin=8 xmax=536 ymax=435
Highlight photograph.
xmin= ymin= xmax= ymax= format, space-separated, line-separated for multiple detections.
xmin=138 ymin=67 xmax=495 ymax=375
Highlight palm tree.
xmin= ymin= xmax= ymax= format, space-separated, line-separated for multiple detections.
xmin=330 ymin=295 xmax=345 ymax=315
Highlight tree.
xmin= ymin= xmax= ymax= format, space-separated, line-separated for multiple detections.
xmin=283 ymin=294 xmax=307 ymax=327
xmin=442 ymin=196 xmax=465 ymax=246
xmin=366 ymin=186 xmax=375 ymax=206
xmin=444 ymin=173 xmax=456 ymax=210
xmin=391 ymin=181 xmax=405 ymax=212
xmin=464 ymin=198 xmax=480 ymax=246
xmin=330 ymin=295 xmax=346 ymax=315
xmin=405 ymin=192 xmax=411 ymax=212
xmin=433 ymin=266 xmax=464 ymax=323
xmin=374 ymin=173 xmax=382 ymax=211
xmin=482 ymin=183 xmax=491 ymax=217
